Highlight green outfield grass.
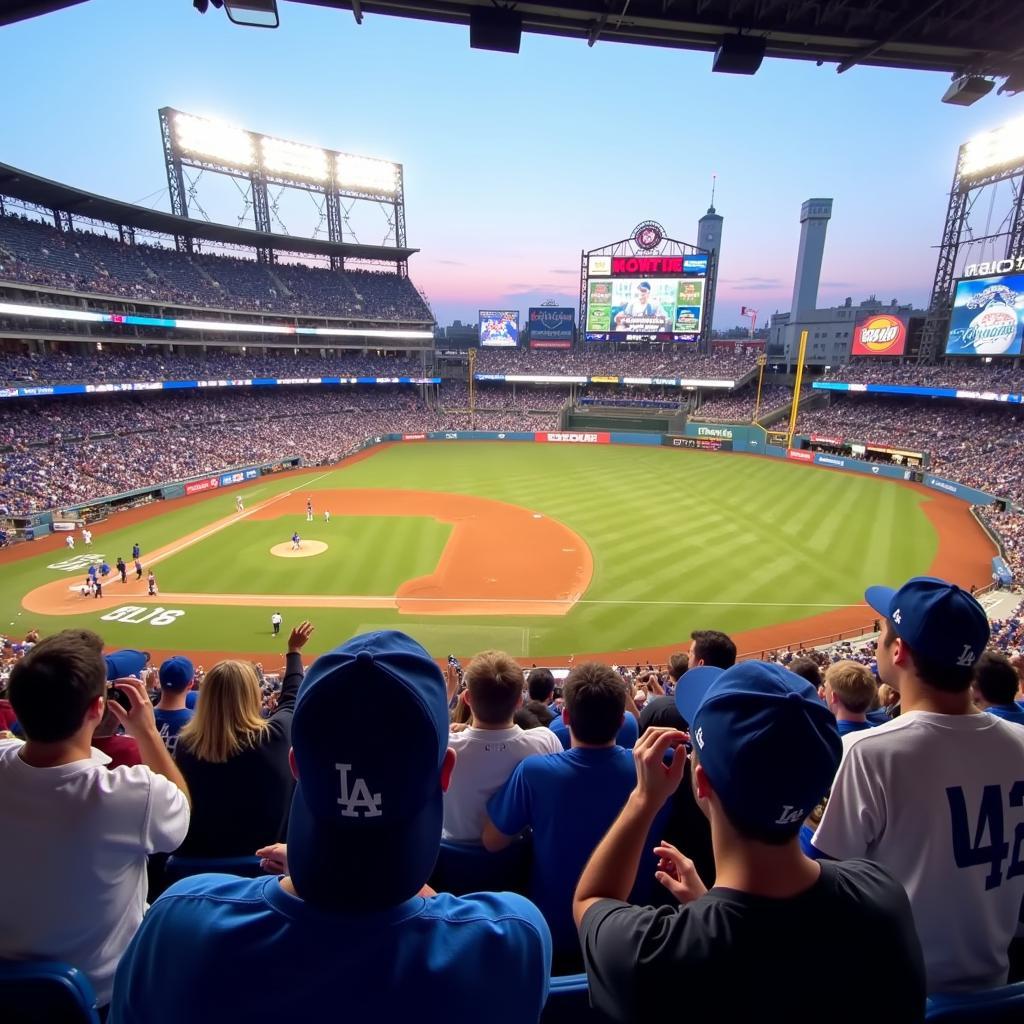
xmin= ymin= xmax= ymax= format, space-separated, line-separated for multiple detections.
xmin=0 ymin=443 xmax=942 ymax=659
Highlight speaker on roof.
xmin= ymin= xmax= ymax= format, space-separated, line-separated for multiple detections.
xmin=713 ymin=34 xmax=765 ymax=75
xmin=470 ymin=8 xmax=522 ymax=54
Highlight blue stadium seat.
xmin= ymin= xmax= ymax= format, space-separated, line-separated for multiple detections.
xmin=429 ymin=838 xmax=531 ymax=896
xmin=0 ymin=960 xmax=100 ymax=1024
xmin=540 ymin=973 xmax=592 ymax=1023
xmin=164 ymin=854 xmax=264 ymax=885
xmin=926 ymin=981 xmax=1024 ymax=1021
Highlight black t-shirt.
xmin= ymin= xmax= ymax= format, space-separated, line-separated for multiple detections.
xmin=580 ymin=859 xmax=925 ymax=1023
xmin=638 ymin=695 xmax=685 ymax=733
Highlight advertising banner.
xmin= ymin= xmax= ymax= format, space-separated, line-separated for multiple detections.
xmin=923 ymin=475 xmax=998 ymax=504
xmin=586 ymin=277 xmax=703 ymax=338
xmin=786 ymin=448 xmax=814 ymax=463
xmin=528 ymin=307 xmax=574 ymax=349
xmin=945 ymin=274 xmax=1024 ymax=357
xmin=402 ymin=433 xmax=427 ymax=441
xmin=851 ymin=313 xmax=907 ymax=356
xmin=535 ymin=431 xmax=611 ymax=444
xmin=810 ymin=434 xmax=845 ymax=446
xmin=185 ymin=477 xmax=219 ymax=495
xmin=662 ymin=435 xmax=732 ymax=451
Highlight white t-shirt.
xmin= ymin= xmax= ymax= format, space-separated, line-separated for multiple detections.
xmin=443 ymin=725 xmax=563 ymax=843
xmin=813 ymin=711 xmax=1024 ymax=993
xmin=271 ymin=613 xmax=282 ymax=626
xmin=0 ymin=740 xmax=190 ymax=1004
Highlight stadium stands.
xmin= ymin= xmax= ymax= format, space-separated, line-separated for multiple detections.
xmin=0 ymin=214 xmax=432 ymax=321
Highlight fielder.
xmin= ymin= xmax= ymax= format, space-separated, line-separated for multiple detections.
xmin=271 ymin=611 xmax=282 ymax=636
xmin=306 ymin=496 xmax=313 ymax=522
xmin=291 ymin=531 xmax=302 ymax=551
xmin=148 ymin=571 xmax=158 ymax=596
xmin=82 ymin=528 xmax=92 ymax=547
xmin=65 ymin=535 xmax=75 ymax=550
xmin=236 ymin=495 xmax=244 ymax=513
xmin=324 ymin=510 xmax=331 ymax=524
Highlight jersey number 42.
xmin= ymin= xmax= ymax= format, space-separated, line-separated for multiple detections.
xmin=947 ymin=783 xmax=1024 ymax=891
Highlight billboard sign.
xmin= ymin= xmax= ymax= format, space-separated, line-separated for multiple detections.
xmin=478 ymin=310 xmax=520 ymax=348
xmin=945 ymin=274 xmax=1024 ymax=357
xmin=851 ymin=313 xmax=907 ymax=356
xmin=528 ymin=306 xmax=574 ymax=349
xmin=586 ymin=277 xmax=704 ymax=339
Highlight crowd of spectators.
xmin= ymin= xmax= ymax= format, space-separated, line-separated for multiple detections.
xmin=690 ymin=383 xmax=802 ymax=422
xmin=3 ymin=579 xmax=1024 ymax=1019
xmin=0 ymin=214 xmax=432 ymax=321
xmin=825 ymin=360 xmax=1024 ymax=391
xmin=0 ymin=349 xmax=432 ymax=386
xmin=797 ymin=395 xmax=1024 ymax=505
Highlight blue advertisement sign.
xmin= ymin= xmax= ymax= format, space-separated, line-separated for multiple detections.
xmin=945 ymin=274 xmax=1024 ymax=357
xmin=682 ymin=255 xmax=709 ymax=275
xmin=527 ymin=307 xmax=575 ymax=343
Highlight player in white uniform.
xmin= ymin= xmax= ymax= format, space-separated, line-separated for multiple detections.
xmin=813 ymin=577 xmax=1024 ymax=993
xmin=236 ymin=496 xmax=244 ymax=513
xmin=65 ymin=535 xmax=75 ymax=550
xmin=305 ymin=496 xmax=313 ymax=523
xmin=82 ymin=528 xmax=92 ymax=547
xmin=324 ymin=510 xmax=330 ymax=524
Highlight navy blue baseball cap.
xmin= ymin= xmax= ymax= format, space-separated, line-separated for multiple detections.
xmin=159 ymin=656 xmax=194 ymax=691
xmin=286 ymin=630 xmax=450 ymax=911
xmin=678 ymin=661 xmax=842 ymax=841
xmin=865 ymin=576 xmax=990 ymax=669
xmin=104 ymin=649 xmax=149 ymax=681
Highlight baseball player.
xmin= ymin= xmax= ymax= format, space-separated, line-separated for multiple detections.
xmin=100 ymin=561 xmax=111 ymax=578
xmin=65 ymin=534 xmax=75 ymax=551
xmin=236 ymin=495 xmax=244 ymax=513
xmin=132 ymin=542 xmax=141 ymax=561
xmin=94 ymin=578 xmax=103 ymax=599
xmin=324 ymin=510 xmax=331 ymax=524
xmin=291 ymin=531 xmax=301 ymax=551
xmin=88 ymin=563 xmax=98 ymax=585
xmin=135 ymin=557 xmax=143 ymax=581
xmin=148 ymin=571 xmax=158 ymax=596
xmin=80 ymin=580 xmax=90 ymax=599
xmin=82 ymin=528 xmax=92 ymax=547
xmin=271 ymin=611 xmax=282 ymax=636
xmin=116 ymin=557 xmax=127 ymax=584
xmin=306 ymin=496 xmax=313 ymax=522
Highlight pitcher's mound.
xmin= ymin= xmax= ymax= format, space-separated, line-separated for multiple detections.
xmin=270 ymin=541 xmax=328 ymax=559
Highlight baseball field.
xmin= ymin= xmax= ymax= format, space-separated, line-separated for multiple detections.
xmin=0 ymin=441 xmax=996 ymax=665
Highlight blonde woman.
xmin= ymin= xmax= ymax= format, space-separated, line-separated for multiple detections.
xmin=174 ymin=621 xmax=313 ymax=857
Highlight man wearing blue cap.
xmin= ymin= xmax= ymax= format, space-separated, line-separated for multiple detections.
xmin=154 ymin=656 xmax=195 ymax=755
xmin=814 ymin=576 xmax=1024 ymax=994
xmin=110 ymin=630 xmax=551 ymax=1024
xmin=572 ymin=660 xmax=926 ymax=1021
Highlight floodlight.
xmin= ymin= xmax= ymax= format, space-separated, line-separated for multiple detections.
xmin=336 ymin=154 xmax=399 ymax=194
xmin=960 ymin=115 xmax=1024 ymax=178
xmin=175 ymin=112 xmax=255 ymax=168
xmin=261 ymin=136 xmax=329 ymax=182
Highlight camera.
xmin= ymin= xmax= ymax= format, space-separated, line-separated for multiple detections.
xmin=106 ymin=684 xmax=132 ymax=713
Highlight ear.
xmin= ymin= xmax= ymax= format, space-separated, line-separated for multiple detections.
xmin=693 ymin=760 xmax=714 ymax=802
xmin=288 ymin=747 xmax=298 ymax=782
xmin=562 ymin=707 xmax=570 ymax=726
xmin=891 ymin=637 xmax=912 ymax=669
xmin=460 ymin=690 xmax=472 ymax=708
xmin=86 ymin=694 xmax=105 ymax=724
xmin=440 ymin=747 xmax=456 ymax=792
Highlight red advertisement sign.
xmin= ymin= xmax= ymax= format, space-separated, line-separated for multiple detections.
xmin=536 ymin=432 xmax=611 ymax=444
xmin=529 ymin=340 xmax=572 ymax=350
xmin=611 ymin=256 xmax=683 ymax=275
xmin=185 ymin=477 xmax=219 ymax=495
xmin=851 ymin=314 xmax=907 ymax=356
xmin=402 ymin=433 xmax=427 ymax=441
xmin=786 ymin=448 xmax=814 ymax=463
xmin=811 ymin=435 xmax=844 ymax=446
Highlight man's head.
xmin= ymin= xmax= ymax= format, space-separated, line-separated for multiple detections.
xmin=527 ymin=666 xmax=556 ymax=703
xmin=972 ymin=650 xmax=1019 ymax=709
xmin=8 ymin=629 xmax=106 ymax=743
xmin=667 ymin=653 xmax=688 ymax=683
xmin=636 ymin=281 xmax=651 ymax=298
xmin=462 ymin=650 xmax=524 ymax=726
xmin=866 ymin=577 xmax=989 ymax=694
xmin=286 ymin=630 xmax=454 ymax=911
xmin=788 ymin=657 xmax=822 ymax=689
xmin=159 ymin=656 xmax=194 ymax=696
xmin=562 ymin=662 xmax=626 ymax=746
xmin=689 ymin=630 xmax=737 ymax=670
xmin=823 ymin=660 xmax=877 ymax=717
xmin=678 ymin=662 xmax=842 ymax=844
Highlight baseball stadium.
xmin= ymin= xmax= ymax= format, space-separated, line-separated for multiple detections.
xmin=3 ymin=1 xmax=1024 ymax=1021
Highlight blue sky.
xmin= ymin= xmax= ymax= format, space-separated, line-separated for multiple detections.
xmin=0 ymin=0 xmax=1021 ymax=327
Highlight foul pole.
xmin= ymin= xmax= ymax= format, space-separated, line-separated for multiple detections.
xmin=786 ymin=330 xmax=809 ymax=447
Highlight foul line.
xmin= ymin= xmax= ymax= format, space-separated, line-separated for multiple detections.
xmin=148 ymin=471 xmax=334 ymax=568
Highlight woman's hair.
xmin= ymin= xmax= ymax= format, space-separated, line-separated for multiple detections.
xmin=451 ymin=691 xmax=473 ymax=726
xmin=177 ymin=660 xmax=269 ymax=763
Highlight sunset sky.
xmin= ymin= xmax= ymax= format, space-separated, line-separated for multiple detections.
xmin=1 ymin=0 xmax=1021 ymax=328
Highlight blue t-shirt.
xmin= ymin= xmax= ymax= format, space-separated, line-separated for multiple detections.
xmin=154 ymin=707 xmax=194 ymax=755
xmin=185 ymin=691 xmax=198 ymax=710
xmin=865 ymin=708 xmax=891 ymax=726
xmin=984 ymin=704 xmax=1024 ymax=727
xmin=487 ymin=746 xmax=659 ymax=956
xmin=110 ymin=875 xmax=550 ymax=1024
xmin=836 ymin=719 xmax=875 ymax=737
xmin=549 ymin=711 xmax=638 ymax=750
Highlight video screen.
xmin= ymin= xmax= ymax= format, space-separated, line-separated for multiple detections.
xmin=478 ymin=309 xmax=520 ymax=347
xmin=945 ymin=274 xmax=1024 ymax=357
xmin=586 ymin=277 xmax=704 ymax=340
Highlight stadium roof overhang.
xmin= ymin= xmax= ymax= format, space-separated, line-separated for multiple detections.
xmin=296 ymin=0 xmax=1024 ymax=79
xmin=0 ymin=163 xmax=418 ymax=263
